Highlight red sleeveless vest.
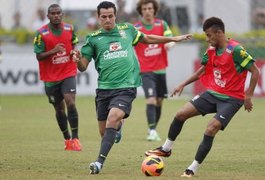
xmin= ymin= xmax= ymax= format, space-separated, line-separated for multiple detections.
xmin=38 ymin=23 xmax=77 ymax=81
xmin=134 ymin=19 xmax=168 ymax=72
xmin=200 ymin=39 xmax=248 ymax=99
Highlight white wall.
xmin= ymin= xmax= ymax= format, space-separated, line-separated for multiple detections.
xmin=204 ymin=0 xmax=251 ymax=33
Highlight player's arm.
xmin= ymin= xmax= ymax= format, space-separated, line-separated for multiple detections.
xmin=71 ymin=50 xmax=90 ymax=72
xmin=162 ymin=20 xmax=175 ymax=50
xmin=140 ymin=33 xmax=192 ymax=44
xmin=37 ymin=43 xmax=66 ymax=61
xmin=234 ymin=45 xmax=260 ymax=112
xmin=71 ymin=35 xmax=94 ymax=72
xmin=171 ymin=66 xmax=205 ymax=97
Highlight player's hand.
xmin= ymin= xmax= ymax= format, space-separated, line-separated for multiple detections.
xmin=53 ymin=43 xmax=65 ymax=53
xmin=170 ymin=84 xmax=185 ymax=97
xmin=70 ymin=50 xmax=81 ymax=62
xmin=173 ymin=34 xmax=193 ymax=42
xmin=244 ymin=97 xmax=253 ymax=112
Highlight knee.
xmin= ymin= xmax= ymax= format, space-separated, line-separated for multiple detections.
xmin=205 ymin=123 xmax=221 ymax=136
xmin=67 ymin=103 xmax=76 ymax=111
xmin=175 ymin=109 xmax=188 ymax=121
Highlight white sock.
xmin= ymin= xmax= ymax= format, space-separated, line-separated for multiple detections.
xmin=187 ymin=160 xmax=200 ymax=173
xmin=161 ymin=138 xmax=174 ymax=152
xmin=95 ymin=161 xmax=102 ymax=169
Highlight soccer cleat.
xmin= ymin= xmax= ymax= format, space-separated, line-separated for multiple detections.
xmin=71 ymin=138 xmax=82 ymax=151
xmin=145 ymin=146 xmax=171 ymax=157
xmin=181 ymin=169 xmax=194 ymax=178
xmin=146 ymin=130 xmax=161 ymax=141
xmin=115 ymin=119 xmax=124 ymax=143
xmin=64 ymin=139 xmax=72 ymax=150
xmin=89 ymin=162 xmax=102 ymax=174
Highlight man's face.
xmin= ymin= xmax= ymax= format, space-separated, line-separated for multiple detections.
xmin=98 ymin=8 xmax=116 ymax=31
xmin=47 ymin=7 xmax=63 ymax=25
xmin=205 ymin=27 xmax=221 ymax=47
xmin=141 ymin=3 xmax=155 ymax=21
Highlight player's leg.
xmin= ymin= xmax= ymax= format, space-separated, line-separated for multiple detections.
xmin=155 ymin=73 xmax=168 ymax=126
xmin=141 ymin=72 xmax=160 ymax=141
xmin=145 ymin=101 xmax=200 ymax=156
xmin=182 ymin=94 xmax=244 ymax=177
xmin=90 ymin=88 xmax=136 ymax=174
xmin=62 ymin=77 xmax=81 ymax=151
xmin=45 ymin=84 xmax=71 ymax=150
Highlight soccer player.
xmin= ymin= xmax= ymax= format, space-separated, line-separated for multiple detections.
xmin=134 ymin=0 xmax=175 ymax=141
xmin=145 ymin=17 xmax=260 ymax=177
xmin=33 ymin=4 xmax=82 ymax=151
xmin=71 ymin=1 xmax=192 ymax=174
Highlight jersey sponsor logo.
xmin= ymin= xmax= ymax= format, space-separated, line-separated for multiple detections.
xmin=103 ymin=42 xmax=128 ymax=60
xmin=52 ymin=49 xmax=70 ymax=64
xmin=110 ymin=42 xmax=122 ymax=51
xmin=103 ymin=50 xmax=128 ymax=60
xmin=144 ymin=44 xmax=162 ymax=56
xmin=213 ymin=69 xmax=226 ymax=87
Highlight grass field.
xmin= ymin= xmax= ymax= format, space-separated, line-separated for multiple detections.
xmin=0 ymin=95 xmax=264 ymax=180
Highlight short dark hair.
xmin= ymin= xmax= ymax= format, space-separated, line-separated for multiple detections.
xmin=136 ymin=0 xmax=159 ymax=16
xmin=97 ymin=1 xmax=116 ymax=16
xmin=203 ymin=17 xmax=225 ymax=33
xmin=47 ymin=4 xmax=61 ymax=14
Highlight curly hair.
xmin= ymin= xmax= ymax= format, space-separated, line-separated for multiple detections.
xmin=136 ymin=0 xmax=159 ymax=16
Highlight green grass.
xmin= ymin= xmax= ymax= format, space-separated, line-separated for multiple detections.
xmin=0 ymin=95 xmax=264 ymax=180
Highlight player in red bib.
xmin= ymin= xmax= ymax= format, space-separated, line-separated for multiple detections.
xmin=145 ymin=17 xmax=260 ymax=178
xmin=33 ymin=4 xmax=81 ymax=151
xmin=134 ymin=0 xmax=188 ymax=141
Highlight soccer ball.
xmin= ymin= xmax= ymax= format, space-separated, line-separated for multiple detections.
xmin=141 ymin=155 xmax=165 ymax=176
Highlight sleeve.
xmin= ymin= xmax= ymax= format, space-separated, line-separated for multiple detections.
xmin=162 ymin=20 xmax=173 ymax=37
xmin=129 ymin=23 xmax=144 ymax=46
xmin=72 ymin=26 xmax=79 ymax=45
xmin=33 ymin=31 xmax=45 ymax=54
xmin=80 ymin=35 xmax=94 ymax=62
xmin=233 ymin=45 xmax=255 ymax=69
xmin=201 ymin=51 xmax=209 ymax=65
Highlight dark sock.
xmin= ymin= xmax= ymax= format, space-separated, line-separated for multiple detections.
xmin=155 ymin=106 xmax=162 ymax=125
xmin=97 ymin=128 xmax=116 ymax=165
xmin=67 ymin=105 xmax=79 ymax=139
xmin=146 ymin=104 xmax=157 ymax=129
xmin=195 ymin=134 xmax=214 ymax=163
xmin=168 ymin=117 xmax=184 ymax=141
xmin=56 ymin=111 xmax=70 ymax=140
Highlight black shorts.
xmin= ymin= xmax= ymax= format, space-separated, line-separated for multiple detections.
xmin=95 ymin=88 xmax=137 ymax=121
xmin=190 ymin=91 xmax=244 ymax=130
xmin=45 ymin=76 xmax=76 ymax=104
xmin=141 ymin=72 xmax=168 ymax=98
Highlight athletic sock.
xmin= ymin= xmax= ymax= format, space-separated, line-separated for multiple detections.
xmin=67 ymin=106 xmax=79 ymax=139
xmin=56 ymin=111 xmax=70 ymax=139
xmin=155 ymin=105 xmax=162 ymax=125
xmin=97 ymin=128 xmax=116 ymax=165
xmin=162 ymin=138 xmax=174 ymax=152
xmin=168 ymin=117 xmax=184 ymax=141
xmin=187 ymin=160 xmax=200 ymax=173
xmin=146 ymin=104 xmax=157 ymax=129
xmin=195 ymin=134 xmax=214 ymax=163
